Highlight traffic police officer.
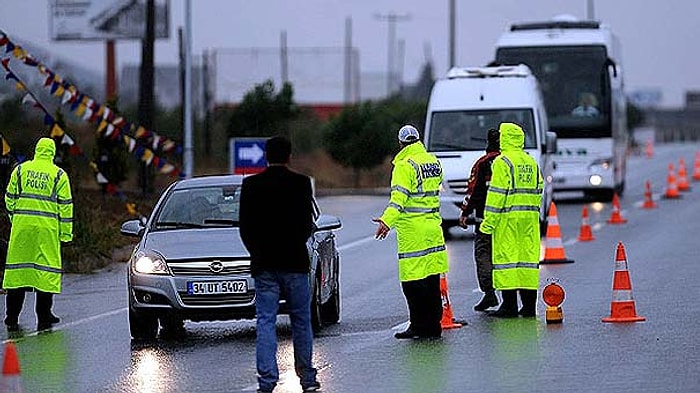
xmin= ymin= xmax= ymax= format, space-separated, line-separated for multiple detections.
xmin=374 ymin=125 xmax=449 ymax=339
xmin=480 ymin=123 xmax=543 ymax=318
xmin=3 ymin=137 xmax=73 ymax=331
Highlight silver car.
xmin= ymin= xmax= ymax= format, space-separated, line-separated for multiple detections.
xmin=120 ymin=175 xmax=342 ymax=340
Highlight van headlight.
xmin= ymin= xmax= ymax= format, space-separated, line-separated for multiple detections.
xmin=132 ymin=252 xmax=169 ymax=274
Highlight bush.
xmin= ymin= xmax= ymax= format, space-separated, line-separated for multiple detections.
xmin=61 ymin=189 xmax=153 ymax=273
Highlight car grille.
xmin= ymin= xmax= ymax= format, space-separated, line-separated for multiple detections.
xmin=167 ymin=259 xmax=250 ymax=277
xmin=179 ymin=292 xmax=255 ymax=306
xmin=447 ymin=178 xmax=468 ymax=195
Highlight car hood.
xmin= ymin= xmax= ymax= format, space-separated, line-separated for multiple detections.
xmin=142 ymin=228 xmax=249 ymax=260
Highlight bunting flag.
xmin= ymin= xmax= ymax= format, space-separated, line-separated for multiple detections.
xmin=0 ymin=59 xmax=146 ymax=218
xmin=0 ymin=30 xmax=183 ymax=157
xmin=1 ymin=137 xmax=10 ymax=156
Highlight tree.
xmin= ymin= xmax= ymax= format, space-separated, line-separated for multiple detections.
xmin=227 ymin=80 xmax=299 ymax=138
xmin=324 ymin=97 xmax=427 ymax=187
xmin=627 ymin=102 xmax=645 ymax=130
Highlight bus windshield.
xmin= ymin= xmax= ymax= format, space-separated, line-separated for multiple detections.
xmin=496 ymin=45 xmax=611 ymax=138
xmin=427 ymin=109 xmax=537 ymax=152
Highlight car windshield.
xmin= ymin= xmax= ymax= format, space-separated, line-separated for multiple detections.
xmin=154 ymin=185 xmax=241 ymax=229
xmin=428 ymin=108 xmax=537 ymax=151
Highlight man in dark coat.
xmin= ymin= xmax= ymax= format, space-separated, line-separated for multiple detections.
xmin=239 ymin=136 xmax=321 ymax=393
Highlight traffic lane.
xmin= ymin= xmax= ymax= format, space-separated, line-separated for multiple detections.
xmin=6 ymin=139 xmax=700 ymax=393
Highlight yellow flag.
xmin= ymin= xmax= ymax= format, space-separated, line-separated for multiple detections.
xmin=76 ymin=103 xmax=86 ymax=117
xmin=2 ymin=138 xmax=11 ymax=156
xmin=50 ymin=124 xmax=65 ymax=138
xmin=97 ymin=120 xmax=108 ymax=133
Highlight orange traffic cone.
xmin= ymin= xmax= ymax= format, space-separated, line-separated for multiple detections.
xmin=692 ymin=152 xmax=700 ymax=181
xmin=677 ymin=158 xmax=691 ymax=191
xmin=645 ymin=138 xmax=653 ymax=159
xmin=439 ymin=274 xmax=463 ymax=329
xmin=1 ymin=341 xmax=23 ymax=392
xmin=606 ymin=193 xmax=627 ymax=224
xmin=540 ymin=202 xmax=574 ymax=264
xmin=663 ymin=163 xmax=682 ymax=199
xmin=602 ymin=242 xmax=646 ymax=323
xmin=642 ymin=180 xmax=657 ymax=209
xmin=577 ymin=205 xmax=595 ymax=241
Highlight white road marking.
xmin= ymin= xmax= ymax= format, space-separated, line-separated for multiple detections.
xmin=3 ymin=307 xmax=127 ymax=344
xmin=338 ymin=235 xmax=377 ymax=252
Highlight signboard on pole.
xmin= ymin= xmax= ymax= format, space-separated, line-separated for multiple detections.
xmin=49 ymin=0 xmax=170 ymax=41
xmin=229 ymin=138 xmax=267 ymax=175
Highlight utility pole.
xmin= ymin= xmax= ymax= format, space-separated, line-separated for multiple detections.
xmin=374 ymin=12 xmax=411 ymax=96
xmin=280 ymin=30 xmax=288 ymax=84
xmin=344 ymin=16 xmax=353 ymax=104
xmin=183 ymin=0 xmax=193 ymax=178
xmin=448 ymin=0 xmax=455 ymax=69
xmin=138 ymin=0 xmax=155 ymax=195
xmin=587 ymin=0 xmax=595 ymax=20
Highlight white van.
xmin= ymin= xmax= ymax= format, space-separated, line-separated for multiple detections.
xmin=423 ymin=64 xmax=557 ymax=233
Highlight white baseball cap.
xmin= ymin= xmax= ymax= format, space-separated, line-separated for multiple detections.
xmin=398 ymin=125 xmax=420 ymax=143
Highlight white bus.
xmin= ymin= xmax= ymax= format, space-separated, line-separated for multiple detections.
xmin=494 ymin=15 xmax=628 ymax=201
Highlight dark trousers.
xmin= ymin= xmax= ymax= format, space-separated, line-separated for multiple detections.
xmin=401 ymin=273 xmax=442 ymax=336
xmin=473 ymin=229 xmax=494 ymax=293
xmin=4 ymin=288 xmax=54 ymax=325
xmin=500 ymin=289 xmax=537 ymax=313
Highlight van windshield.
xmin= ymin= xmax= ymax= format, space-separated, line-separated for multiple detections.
xmin=427 ymin=109 xmax=537 ymax=151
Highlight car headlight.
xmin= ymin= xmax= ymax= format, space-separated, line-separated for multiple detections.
xmin=132 ymin=252 xmax=170 ymax=275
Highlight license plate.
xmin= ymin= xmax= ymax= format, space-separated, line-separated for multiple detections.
xmin=187 ymin=280 xmax=247 ymax=295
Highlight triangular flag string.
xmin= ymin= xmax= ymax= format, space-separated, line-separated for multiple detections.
xmin=0 ymin=29 xmax=183 ymax=157
xmin=0 ymin=61 xmax=147 ymax=218
xmin=0 ymin=55 xmax=184 ymax=179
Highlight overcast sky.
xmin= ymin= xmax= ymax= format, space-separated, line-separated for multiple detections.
xmin=1 ymin=0 xmax=699 ymax=108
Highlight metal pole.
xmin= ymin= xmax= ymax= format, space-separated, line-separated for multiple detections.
xmin=183 ymin=0 xmax=193 ymax=178
xmin=587 ymin=0 xmax=595 ymax=20
xmin=344 ymin=16 xmax=352 ymax=104
xmin=448 ymin=0 xmax=455 ymax=69
xmin=280 ymin=30 xmax=288 ymax=84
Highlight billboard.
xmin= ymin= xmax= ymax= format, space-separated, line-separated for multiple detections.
xmin=49 ymin=0 xmax=169 ymax=41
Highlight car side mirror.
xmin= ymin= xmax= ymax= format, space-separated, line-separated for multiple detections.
xmin=314 ymin=214 xmax=342 ymax=232
xmin=120 ymin=219 xmax=145 ymax=238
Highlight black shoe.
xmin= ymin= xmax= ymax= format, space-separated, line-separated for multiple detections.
xmin=474 ymin=292 xmax=499 ymax=311
xmin=37 ymin=321 xmax=55 ymax=331
xmin=518 ymin=308 xmax=536 ymax=317
xmin=394 ymin=328 xmax=419 ymax=339
xmin=302 ymin=381 xmax=321 ymax=392
xmin=487 ymin=307 xmax=518 ymax=318
xmin=40 ymin=314 xmax=61 ymax=325
xmin=417 ymin=333 xmax=442 ymax=340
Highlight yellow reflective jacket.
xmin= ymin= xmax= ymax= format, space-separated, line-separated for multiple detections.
xmin=480 ymin=123 xmax=543 ymax=290
xmin=3 ymin=138 xmax=73 ymax=293
xmin=380 ymin=142 xmax=448 ymax=282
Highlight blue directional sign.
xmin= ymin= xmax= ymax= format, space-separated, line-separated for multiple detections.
xmin=229 ymin=138 xmax=267 ymax=174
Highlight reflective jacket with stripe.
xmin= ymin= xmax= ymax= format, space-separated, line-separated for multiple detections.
xmin=379 ymin=142 xmax=448 ymax=282
xmin=3 ymin=138 xmax=73 ymax=293
xmin=479 ymin=123 xmax=543 ymax=290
